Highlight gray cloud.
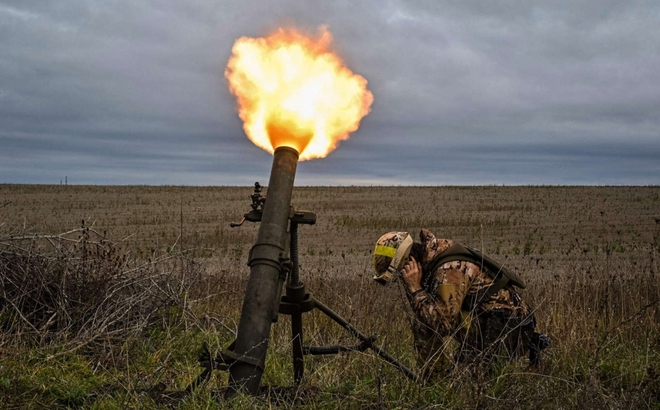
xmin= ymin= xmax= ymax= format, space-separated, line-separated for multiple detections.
xmin=1 ymin=0 xmax=658 ymax=186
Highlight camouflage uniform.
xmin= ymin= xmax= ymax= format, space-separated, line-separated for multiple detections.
xmin=408 ymin=229 xmax=536 ymax=378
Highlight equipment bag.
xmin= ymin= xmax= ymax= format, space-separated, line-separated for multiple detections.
xmin=422 ymin=243 xmax=525 ymax=301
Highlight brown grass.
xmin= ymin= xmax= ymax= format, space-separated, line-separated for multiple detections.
xmin=1 ymin=184 xmax=659 ymax=409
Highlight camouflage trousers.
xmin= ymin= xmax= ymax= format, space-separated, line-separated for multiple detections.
xmin=413 ymin=307 xmax=536 ymax=381
xmin=457 ymin=308 xmax=536 ymax=362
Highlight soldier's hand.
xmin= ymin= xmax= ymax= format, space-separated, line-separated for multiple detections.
xmin=401 ymin=256 xmax=423 ymax=294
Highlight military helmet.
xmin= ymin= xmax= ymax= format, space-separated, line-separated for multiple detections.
xmin=372 ymin=232 xmax=414 ymax=285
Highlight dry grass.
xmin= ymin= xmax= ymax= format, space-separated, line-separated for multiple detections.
xmin=1 ymin=184 xmax=659 ymax=409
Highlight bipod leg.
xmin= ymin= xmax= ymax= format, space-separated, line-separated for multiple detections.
xmin=287 ymin=220 xmax=306 ymax=385
xmin=291 ymin=307 xmax=304 ymax=384
xmin=280 ymin=286 xmax=314 ymax=385
xmin=312 ymin=296 xmax=418 ymax=381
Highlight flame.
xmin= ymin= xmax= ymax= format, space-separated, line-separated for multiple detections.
xmin=225 ymin=26 xmax=373 ymax=160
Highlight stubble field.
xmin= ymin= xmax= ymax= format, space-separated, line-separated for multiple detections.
xmin=1 ymin=184 xmax=659 ymax=409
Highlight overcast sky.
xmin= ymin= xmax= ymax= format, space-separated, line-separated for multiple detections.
xmin=1 ymin=0 xmax=658 ymax=185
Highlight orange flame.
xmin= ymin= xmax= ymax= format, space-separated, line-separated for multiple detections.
xmin=225 ymin=26 xmax=373 ymax=160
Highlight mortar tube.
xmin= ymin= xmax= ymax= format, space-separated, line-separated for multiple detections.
xmin=227 ymin=146 xmax=299 ymax=396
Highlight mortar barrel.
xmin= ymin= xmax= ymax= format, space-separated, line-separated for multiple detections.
xmin=227 ymin=146 xmax=299 ymax=395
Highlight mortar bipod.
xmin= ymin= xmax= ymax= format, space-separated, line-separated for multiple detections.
xmin=278 ymin=218 xmax=417 ymax=384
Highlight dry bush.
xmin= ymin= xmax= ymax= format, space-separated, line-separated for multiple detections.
xmin=0 ymin=221 xmax=205 ymax=352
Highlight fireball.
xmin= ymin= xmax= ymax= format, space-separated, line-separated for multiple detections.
xmin=225 ymin=26 xmax=373 ymax=160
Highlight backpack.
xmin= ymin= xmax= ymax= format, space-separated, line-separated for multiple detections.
xmin=421 ymin=243 xmax=525 ymax=302
xmin=420 ymin=243 xmax=550 ymax=365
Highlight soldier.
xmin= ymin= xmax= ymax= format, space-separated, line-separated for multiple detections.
xmin=372 ymin=229 xmax=549 ymax=379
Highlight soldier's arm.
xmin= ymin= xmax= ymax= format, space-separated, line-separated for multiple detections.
xmin=408 ymin=267 xmax=471 ymax=337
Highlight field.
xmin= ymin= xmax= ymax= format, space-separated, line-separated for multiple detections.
xmin=1 ymin=184 xmax=659 ymax=409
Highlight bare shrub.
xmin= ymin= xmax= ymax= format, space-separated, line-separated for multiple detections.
xmin=0 ymin=222 xmax=203 ymax=351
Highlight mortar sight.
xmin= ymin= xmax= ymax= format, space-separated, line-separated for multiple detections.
xmin=230 ymin=181 xmax=316 ymax=227
xmin=229 ymin=182 xmax=265 ymax=227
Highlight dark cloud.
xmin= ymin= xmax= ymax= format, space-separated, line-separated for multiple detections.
xmin=1 ymin=1 xmax=658 ymax=185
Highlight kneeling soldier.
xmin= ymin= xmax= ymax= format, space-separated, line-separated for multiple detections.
xmin=372 ymin=229 xmax=549 ymax=379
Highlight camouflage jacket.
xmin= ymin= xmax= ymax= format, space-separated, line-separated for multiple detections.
xmin=408 ymin=229 xmax=535 ymax=376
